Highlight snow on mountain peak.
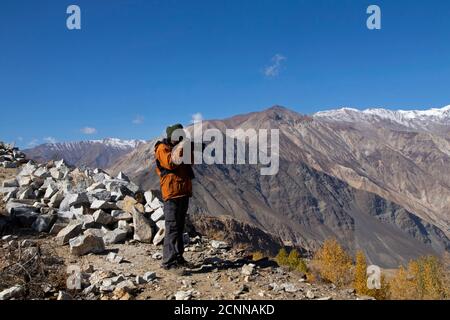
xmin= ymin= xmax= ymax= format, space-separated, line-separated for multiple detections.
xmin=314 ymin=105 xmax=450 ymax=129
xmin=90 ymin=138 xmax=145 ymax=148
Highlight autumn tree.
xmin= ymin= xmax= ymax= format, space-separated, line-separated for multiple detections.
xmin=312 ymin=239 xmax=352 ymax=287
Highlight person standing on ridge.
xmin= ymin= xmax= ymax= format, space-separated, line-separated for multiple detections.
xmin=154 ymin=124 xmax=195 ymax=275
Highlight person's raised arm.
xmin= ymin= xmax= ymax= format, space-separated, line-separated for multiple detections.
xmin=156 ymin=144 xmax=179 ymax=170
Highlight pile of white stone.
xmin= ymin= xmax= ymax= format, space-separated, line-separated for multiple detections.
xmin=0 ymin=141 xmax=27 ymax=168
xmin=0 ymin=157 xmax=167 ymax=256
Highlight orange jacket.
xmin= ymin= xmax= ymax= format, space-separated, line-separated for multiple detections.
xmin=154 ymin=139 xmax=194 ymax=201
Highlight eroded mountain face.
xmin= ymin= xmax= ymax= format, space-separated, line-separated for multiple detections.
xmin=106 ymin=106 xmax=450 ymax=268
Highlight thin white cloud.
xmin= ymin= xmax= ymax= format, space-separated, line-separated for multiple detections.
xmin=264 ymin=54 xmax=286 ymax=77
xmin=27 ymin=139 xmax=39 ymax=147
xmin=191 ymin=112 xmax=203 ymax=124
xmin=44 ymin=137 xmax=57 ymax=144
xmin=17 ymin=137 xmax=23 ymax=142
xmin=81 ymin=127 xmax=97 ymax=135
xmin=132 ymin=115 xmax=145 ymax=125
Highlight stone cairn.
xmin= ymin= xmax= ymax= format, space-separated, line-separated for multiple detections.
xmin=0 ymin=142 xmax=167 ymax=256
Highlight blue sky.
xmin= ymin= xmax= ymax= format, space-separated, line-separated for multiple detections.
xmin=1 ymin=0 xmax=450 ymax=148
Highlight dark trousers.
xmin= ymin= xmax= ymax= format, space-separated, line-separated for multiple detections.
xmin=162 ymin=196 xmax=189 ymax=268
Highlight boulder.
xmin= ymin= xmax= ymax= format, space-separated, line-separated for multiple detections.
xmin=132 ymin=207 xmax=154 ymax=243
xmin=90 ymin=200 xmax=117 ymax=210
xmin=17 ymin=187 xmax=35 ymax=200
xmin=106 ymin=252 xmax=124 ymax=264
xmin=49 ymin=221 xmax=68 ymax=235
xmin=80 ymin=214 xmax=96 ymax=229
xmin=89 ymin=189 xmax=112 ymax=201
xmin=111 ymin=210 xmax=132 ymax=221
xmin=117 ymin=220 xmax=133 ymax=233
xmin=48 ymin=191 xmax=64 ymax=208
xmin=33 ymin=167 xmax=50 ymax=178
xmin=2 ymin=178 xmax=18 ymax=188
xmin=69 ymin=206 xmax=86 ymax=218
xmin=57 ymin=291 xmax=73 ymax=300
xmin=211 ymin=240 xmax=230 ymax=249
xmin=103 ymin=228 xmax=128 ymax=245
xmin=116 ymin=172 xmax=130 ymax=182
xmin=150 ymin=207 xmax=164 ymax=222
xmin=69 ymin=234 xmax=105 ymax=256
xmin=241 ymin=264 xmax=256 ymax=276
xmin=49 ymin=167 xmax=64 ymax=180
xmin=143 ymin=271 xmax=156 ymax=282
xmin=93 ymin=209 xmax=114 ymax=225
xmin=86 ymin=182 xmax=105 ymax=192
xmin=43 ymin=184 xmax=58 ymax=199
xmin=84 ymin=228 xmax=105 ymax=238
xmin=149 ymin=197 xmax=163 ymax=210
xmin=117 ymin=196 xmax=137 ymax=214
xmin=31 ymin=214 xmax=57 ymax=233
xmin=59 ymin=193 xmax=90 ymax=211
xmin=55 ymin=222 xmax=83 ymax=245
xmin=2 ymin=161 xmax=17 ymax=169
xmin=6 ymin=200 xmax=38 ymax=215
xmin=144 ymin=191 xmax=153 ymax=204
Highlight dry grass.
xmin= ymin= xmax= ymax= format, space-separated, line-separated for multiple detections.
xmin=0 ymin=239 xmax=67 ymax=299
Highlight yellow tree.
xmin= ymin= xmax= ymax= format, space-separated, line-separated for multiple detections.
xmin=312 ymin=239 xmax=353 ymax=287
xmin=353 ymin=250 xmax=369 ymax=296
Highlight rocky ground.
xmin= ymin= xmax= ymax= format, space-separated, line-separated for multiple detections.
xmin=1 ymin=232 xmax=366 ymax=300
xmin=0 ymin=142 xmax=369 ymax=300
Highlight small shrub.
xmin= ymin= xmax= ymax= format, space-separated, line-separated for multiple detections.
xmin=275 ymin=248 xmax=289 ymax=266
xmin=251 ymin=251 xmax=265 ymax=261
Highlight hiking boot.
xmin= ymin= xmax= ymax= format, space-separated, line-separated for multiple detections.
xmin=162 ymin=264 xmax=190 ymax=276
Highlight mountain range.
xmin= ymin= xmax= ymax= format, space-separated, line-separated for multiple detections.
xmin=24 ymin=138 xmax=145 ymax=169
xmin=24 ymin=105 xmax=450 ymax=268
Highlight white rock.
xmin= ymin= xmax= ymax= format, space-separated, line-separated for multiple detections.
xmin=93 ymin=209 xmax=114 ymax=225
xmin=241 ymin=263 xmax=256 ymax=276
xmin=132 ymin=207 xmax=154 ymax=243
xmin=144 ymin=190 xmax=153 ymax=204
xmin=59 ymin=193 xmax=90 ymax=211
xmin=106 ymin=252 xmax=124 ymax=264
xmin=175 ymin=290 xmax=193 ymax=300
xmin=211 ymin=240 xmax=229 ymax=249
xmin=90 ymin=200 xmax=117 ymax=210
xmin=306 ymin=290 xmax=315 ymax=299
xmin=57 ymin=291 xmax=73 ymax=300
xmin=149 ymin=197 xmax=163 ymax=210
xmin=150 ymin=207 xmax=164 ymax=222
xmin=1 ymin=178 xmax=18 ymax=188
xmin=69 ymin=234 xmax=105 ymax=256
xmin=103 ymin=228 xmax=128 ymax=245
xmin=143 ymin=271 xmax=156 ymax=282
xmin=0 ymin=285 xmax=23 ymax=300
xmin=55 ymin=222 xmax=83 ymax=245
xmin=116 ymin=172 xmax=130 ymax=182
xmin=44 ymin=184 xmax=58 ymax=199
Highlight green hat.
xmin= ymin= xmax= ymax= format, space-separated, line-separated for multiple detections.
xmin=166 ymin=123 xmax=184 ymax=141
